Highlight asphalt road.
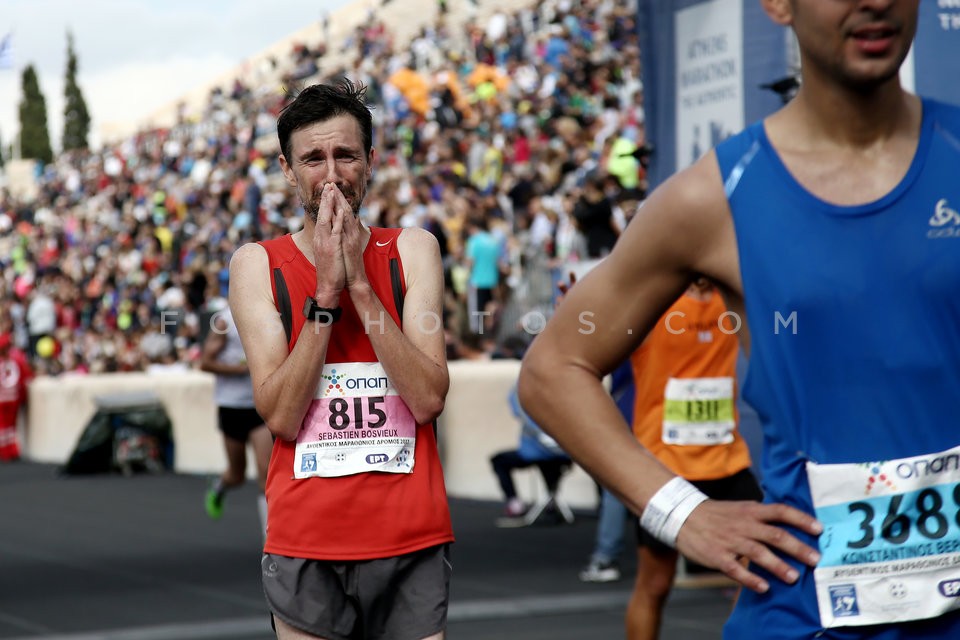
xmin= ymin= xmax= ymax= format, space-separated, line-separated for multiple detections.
xmin=0 ymin=461 xmax=735 ymax=639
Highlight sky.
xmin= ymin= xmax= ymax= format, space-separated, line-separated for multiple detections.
xmin=0 ymin=0 xmax=354 ymax=152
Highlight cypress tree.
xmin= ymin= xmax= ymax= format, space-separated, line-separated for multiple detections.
xmin=62 ymin=30 xmax=90 ymax=151
xmin=18 ymin=65 xmax=53 ymax=164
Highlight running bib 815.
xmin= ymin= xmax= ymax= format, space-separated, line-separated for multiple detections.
xmin=808 ymin=444 xmax=960 ymax=627
xmin=662 ymin=377 xmax=735 ymax=445
xmin=294 ymin=362 xmax=416 ymax=478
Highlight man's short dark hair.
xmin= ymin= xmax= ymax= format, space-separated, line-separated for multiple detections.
xmin=277 ymin=79 xmax=373 ymax=162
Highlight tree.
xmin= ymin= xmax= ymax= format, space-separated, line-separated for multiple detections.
xmin=18 ymin=65 xmax=53 ymax=164
xmin=62 ymin=30 xmax=90 ymax=151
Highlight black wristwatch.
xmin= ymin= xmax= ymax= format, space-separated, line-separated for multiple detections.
xmin=302 ymin=297 xmax=342 ymax=324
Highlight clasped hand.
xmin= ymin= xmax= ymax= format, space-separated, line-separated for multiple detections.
xmin=312 ymin=183 xmax=367 ymax=299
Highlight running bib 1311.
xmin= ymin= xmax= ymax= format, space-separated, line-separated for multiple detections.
xmin=294 ymin=362 xmax=416 ymax=478
xmin=662 ymin=377 xmax=735 ymax=445
xmin=807 ymin=444 xmax=960 ymax=627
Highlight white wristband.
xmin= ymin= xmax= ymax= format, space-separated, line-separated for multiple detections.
xmin=639 ymin=477 xmax=709 ymax=548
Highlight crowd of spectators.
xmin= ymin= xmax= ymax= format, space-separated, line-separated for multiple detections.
xmin=0 ymin=0 xmax=649 ymax=377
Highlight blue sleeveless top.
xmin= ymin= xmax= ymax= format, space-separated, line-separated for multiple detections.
xmin=716 ymin=99 xmax=960 ymax=639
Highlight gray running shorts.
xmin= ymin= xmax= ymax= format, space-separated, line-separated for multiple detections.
xmin=262 ymin=544 xmax=452 ymax=640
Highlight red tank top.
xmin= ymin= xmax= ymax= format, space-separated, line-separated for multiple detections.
xmin=259 ymin=228 xmax=453 ymax=560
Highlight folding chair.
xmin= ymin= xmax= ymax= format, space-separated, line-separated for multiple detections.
xmin=523 ymin=459 xmax=575 ymax=525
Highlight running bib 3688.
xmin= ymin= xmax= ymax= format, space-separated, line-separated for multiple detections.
xmin=662 ymin=377 xmax=735 ymax=445
xmin=808 ymin=444 xmax=960 ymax=628
xmin=294 ymin=362 xmax=416 ymax=478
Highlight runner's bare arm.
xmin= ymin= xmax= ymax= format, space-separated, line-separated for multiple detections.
xmin=228 ymin=242 xmax=337 ymax=441
xmin=519 ymin=152 xmax=822 ymax=593
xmin=347 ymin=227 xmax=449 ymax=425
xmin=199 ymin=315 xmax=246 ymax=376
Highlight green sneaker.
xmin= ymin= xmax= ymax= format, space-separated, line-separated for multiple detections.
xmin=205 ymin=486 xmax=224 ymax=520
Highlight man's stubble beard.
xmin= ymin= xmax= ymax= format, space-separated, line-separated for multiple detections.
xmin=302 ymin=194 xmax=320 ymax=223
xmin=301 ymin=184 xmax=363 ymax=223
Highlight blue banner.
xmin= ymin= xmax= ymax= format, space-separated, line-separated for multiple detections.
xmin=637 ymin=0 xmax=787 ymax=190
xmin=911 ymin=1 xmax=960 ymax=106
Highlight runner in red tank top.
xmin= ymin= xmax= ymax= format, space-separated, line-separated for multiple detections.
xmin=0 ymin=333 xmax=32 ymax=462
xmin=229 ymin=81 xmax=453 ymax=640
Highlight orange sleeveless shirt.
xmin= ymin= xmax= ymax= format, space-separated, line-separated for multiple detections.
xmin=630 ymin=291 xmax=752 ymax=481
